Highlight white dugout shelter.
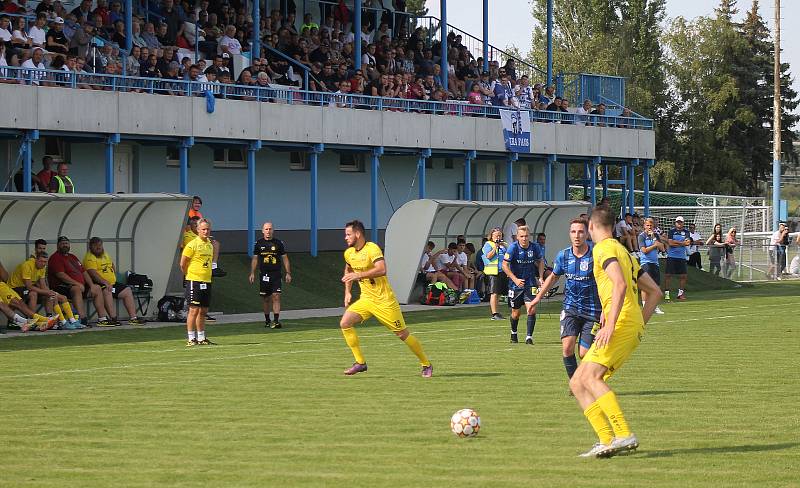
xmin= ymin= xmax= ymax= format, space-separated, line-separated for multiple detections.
xmin=0 ymin=193 xmax=191 ymax=316
xmin=385 ymin=199 xmax=591 ymax=304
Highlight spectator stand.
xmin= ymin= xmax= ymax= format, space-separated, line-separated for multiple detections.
xmin=384 ymin=198 xmax=590 ymax=304
xmin=0 ymin=192 xmax=191 ymax=318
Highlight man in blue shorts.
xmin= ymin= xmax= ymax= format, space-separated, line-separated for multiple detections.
xmin=638 ymin=217 xmax=665 ymax=314
xmin=531 ymin=218 xmax=601 ymax=379
xmin=664 ymin=216 xmax=692 ymax=300
xmin=502 ymin=225 xmax=543 ymax=345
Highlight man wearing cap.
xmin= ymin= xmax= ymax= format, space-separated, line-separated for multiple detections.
xmin=46 ymin=17 xmax=69 ymax=55
xmin=48 ymin=236 xmax=112 ymax=326
xmin=664 ymin=216 xmax=692 ymax=301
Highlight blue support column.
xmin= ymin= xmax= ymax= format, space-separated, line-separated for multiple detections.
xmin=252 ymin=0 xmax=260 ymax=61
xmin=590 ymin=158 xmax=598 ymax=206
xmin=563 ymin=161 xmax=569 ymax=200
xmin=354 ymin=0 xmax=362 ymax=70
xmin=482 ymin=0 xmax=489 ymax=72
xmin=545 ymin=154 xmax=556 ymax=201
xmin=247 ymin=141 xmax=262 ymax=257
xmin=546 ymin=0 xmax=553 ymax=85
xmin=464 ymin=150 xmax=476 ymax=201
xmin=371 ymin=147 xmax=384 ymax=244
xmin=22 ymin=130 xmax=38 ymax=192
xmin=309 ymin=143 xmax=324 ymax=257
xmin=643 ymin=159 xmax=653 ymax=217
xmin=506 ymin=153 xmax=518 ymax=201
xmin=601 ymin=162 xmax=608 ymax=199
xmin=179 ymin=137 xmax=193 ymax=194
xmin=417 ymin=148 xmax=431 ymax=199
xmin=582 ymin=161 xmax=590 ymax=200
xmin=105 ymin=133 xmax=120 ymax=193
xmin=124 ymin=0 xmax=132 ymax=54
xmin=621 ymin=165 xmax=628 ymax=215
xmin=629 ymin=159 xmax=639 ymax=214
xmin=440 ymin=0 xmax=448 ymax=90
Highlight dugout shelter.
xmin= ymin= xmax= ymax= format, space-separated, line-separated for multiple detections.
xmin=385 ymin=199 xmax=591 ymax=304
xmin=0 ymin=193 xmax=191 ymax=317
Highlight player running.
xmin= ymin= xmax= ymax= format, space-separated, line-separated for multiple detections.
xmin=180 ymin=219 xmax=215 ymax=346
xmin=249 ymin=222 xmax=292 ymax=329
xmin=530 ymin=218 xmax=601 ymax=380
xmin=338 ymin=220 xmax=432 ymax=377
xmin=570 ymin=206 xmax=662 ymax=458
xmin=502 ymin=225 xmax=543 ymax=345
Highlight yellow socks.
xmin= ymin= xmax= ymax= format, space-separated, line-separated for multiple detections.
xmin=341 ymin=327 xmax=365 ymax=364
xmin=596 ymin=391 xmax=632 ymax=438
xmin=403 ymin=334 xmax=431 ymax=367
xmin=53 ymin=304 xmax=65 ymax=322
xmin=33 ymin=313 xmax=47 ymax=322
xmin=583 ymin=402 xmax=614 ymax=445
xmin=61 ymin=301 xmax=75 ymax=320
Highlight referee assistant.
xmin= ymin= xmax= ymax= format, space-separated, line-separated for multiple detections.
xmin=249 ymin=222 xmax=292 ymax=328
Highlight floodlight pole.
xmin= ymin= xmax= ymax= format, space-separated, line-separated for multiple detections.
xmin=440 ymin=0 xmax=448 ymax=91
xmin=354 ymin=0 xmax=362 ymax=70
xmin=546 ymin=0 xmax=553 ymax=85
xmin=482 ymin=0 xmax=489 ymax=72
xmin=772 ymin=0 xmax=782 ymax=230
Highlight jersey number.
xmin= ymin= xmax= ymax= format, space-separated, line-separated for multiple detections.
xmin=263 ymin=255 xmax=277 ymax=265
xmin=626 ymin=254 xmax=639 ymax=296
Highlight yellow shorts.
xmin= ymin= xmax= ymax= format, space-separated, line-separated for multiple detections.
xmin=583 ymin=321 xmax=644 ymax=381
xmin=0 ymin=282 xmax=21 ymax=304
xmin=347 ymin=298 xmax=406 ymax=333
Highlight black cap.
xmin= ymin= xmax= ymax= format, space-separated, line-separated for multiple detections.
xmin=481 ymin=70 xmax=489 ymax=76
xmin=57 ymin=236 xmax=70 ymax=243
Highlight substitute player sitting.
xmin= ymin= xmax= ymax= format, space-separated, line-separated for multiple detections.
xmin=180 ymin=219 xmax=215 ymax=346
xmin=338 ymin=220 xmax=433 ymax=377
xmin=8 ymin=251 xmax=79 ymax=329
xmin=530 ymin=218 xmax=601 ymax=380
xmin=0 ymin=279 xmax=57 ymax=332
xmin=249 ymin=221 xmax=292 ymax=329
xmin=83 ymin=237 xmax=147 ymax=325
xmin=502 ymin=225 xmax=543 ymax=345
xmin=570 ymin=206 xmax=662 ymax=458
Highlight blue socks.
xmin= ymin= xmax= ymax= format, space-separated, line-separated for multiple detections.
xmin=563 ymin=355 xmax=578 ymax=378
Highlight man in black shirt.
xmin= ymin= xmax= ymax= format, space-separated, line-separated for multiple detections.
xmin=249 ymin=222 xmax=292 ymax=329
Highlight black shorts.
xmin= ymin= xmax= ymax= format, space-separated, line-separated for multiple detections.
xmin=55 ymin=283 xmax=91 ymax=298
xmin=487 ymin=273 xmax=507 ymax=295
xmin=665 ymin=257 xmax=687 ymax=275
xmin=259 ymin=271 xmax=282 ymax=296
xmin=187 ymin=280 xmax=212 ymax=308
xmin=640 ymin=263 xmax=661 ymax=285
xmin=106 ymin=283 xmax=128 ymax=298
xmin=13 ymin=287 xmax=29 ymax=299
xmin=559 ymin=309 xmax=600 ymax=349
xmin=508 ymin=284 xmax=538 ymax=310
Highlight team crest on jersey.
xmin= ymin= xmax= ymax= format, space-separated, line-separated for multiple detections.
xmin=580 ymin=260 xmax=589 ymax=271
xmin=527 ymin=250 xmax=534 ymax=257
xmin=271 ymin=246 xmax=276 ymax=251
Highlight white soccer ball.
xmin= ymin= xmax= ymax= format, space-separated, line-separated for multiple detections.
xmin=450 ymin=408 xmax=481 ymax=438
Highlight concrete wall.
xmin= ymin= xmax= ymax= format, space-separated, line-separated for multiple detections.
xmin=0 ymin=84 xmax=656 ymax=158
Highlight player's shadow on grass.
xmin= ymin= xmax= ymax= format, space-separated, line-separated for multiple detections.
xmin=436 ymin=372 xmax=505 ymax=378
xmin=637 ymin=442 xmax=799 ymax=458
xmin=618 ymin=390 xmax=704 ymax=397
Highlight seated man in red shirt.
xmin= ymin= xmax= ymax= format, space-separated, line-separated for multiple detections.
xmin=48 ymin=236 xmax=110 ymax=326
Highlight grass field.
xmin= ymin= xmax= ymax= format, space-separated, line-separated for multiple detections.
xmin=1 ymin=283 xmax=798 ymax=487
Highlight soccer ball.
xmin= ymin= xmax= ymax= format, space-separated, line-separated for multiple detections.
xmin=450 ymin=408 xmax=481 ymax=438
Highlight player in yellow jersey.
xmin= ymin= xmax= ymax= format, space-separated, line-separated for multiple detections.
xmin=84 ymin=237 xmax=147 ymax=325
xmin=9 ymin=251 xmax=78 ymax=329
xmin=339 ymin=220 xmax=433 ymax=377
xmin=570 ymin=206 xmax=663 ymax=458
xmin=180 ymin=219 xmax=215 ymax=346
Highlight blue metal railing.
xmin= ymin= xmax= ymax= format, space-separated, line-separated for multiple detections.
xmin=559 ymin=72 xmax=626 ymax=109
xmin=457 ymin=183 xmax=545 ymax=201
xmin=0 ymin=66 xmax=653 ymax=129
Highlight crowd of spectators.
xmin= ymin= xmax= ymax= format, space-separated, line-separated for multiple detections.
xmin=0 ymin=0 xmax=637 ymax=123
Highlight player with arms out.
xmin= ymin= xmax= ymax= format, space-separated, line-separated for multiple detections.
xmin=180 ymin=219 xmax=215 ymax=346
xmin=570 ymin=206 xmax=662 ymax=458
xmin=338 ymin=220 xmax=433 ymax=377
xmin=502 ymin=225 xmax=543 ymax=345
xmin=530 ymin=218 xmax=601 ymax=380
xmin=249 ymin=222 xmax=292 ymax=329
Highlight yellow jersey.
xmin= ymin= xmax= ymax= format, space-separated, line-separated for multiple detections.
xmin=182 ymin=230 xmax=198 ymax=248
xmin=8 ymin=259 xmax=46 ymax=288
xmin=344 ymin=242 xmax=394 ymax=303
xmin=83 ymin=252 xmax=117 ymax=284
xmin=183 ymin=236 xmax=213 ymax=282
xmin=592 ymin=237 xmax=644 ymax=328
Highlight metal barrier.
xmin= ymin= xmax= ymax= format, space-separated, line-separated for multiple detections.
xmin=728 ymin=243 xmax=800 ymax=281
xmin=0 ymin=66 xmax=654 ymax=128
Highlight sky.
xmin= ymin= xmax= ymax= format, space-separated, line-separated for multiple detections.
xmin=424 ymin=0 xmax=798 ymax=104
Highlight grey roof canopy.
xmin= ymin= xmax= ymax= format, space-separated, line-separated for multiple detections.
xmin=0 ymin=192 xmax=191 ymax=316
xmin=384 ymin=199 xmax=591 ymax=304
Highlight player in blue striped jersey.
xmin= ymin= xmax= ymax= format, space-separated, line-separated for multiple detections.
xmin=502 ymin=225 xmax=544 ymax=345
xmin=531 ymin=218 xmax=602 ymax=379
